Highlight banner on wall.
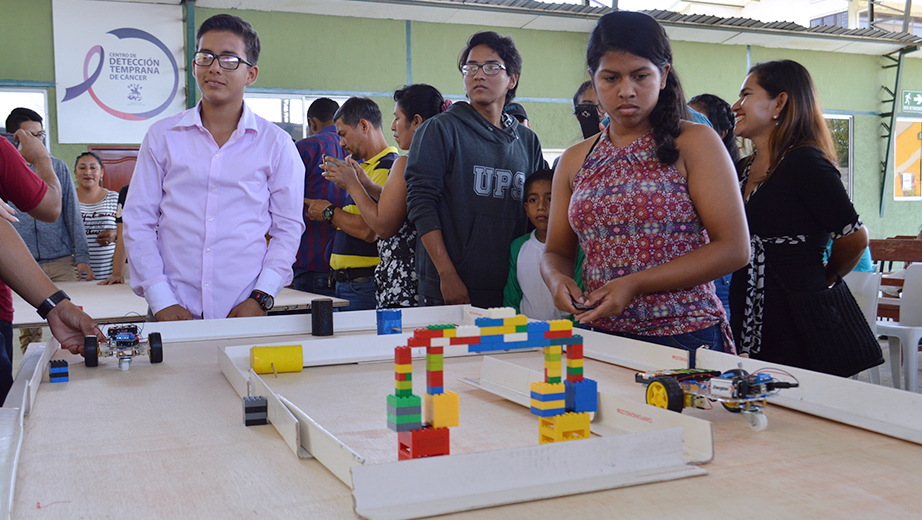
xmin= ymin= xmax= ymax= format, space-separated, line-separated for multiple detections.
xmin=53 ymin=0 xmax=185 ymax=144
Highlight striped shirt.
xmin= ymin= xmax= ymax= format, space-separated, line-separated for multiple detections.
xmin=80 ymin=190 xmax=119 ymax=278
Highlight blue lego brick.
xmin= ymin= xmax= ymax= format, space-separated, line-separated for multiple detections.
xmin=530 ymin=406 xmax=566 ymax=417
xmin=565 ymin=378 xmax=598 ymax=413
xmin=530 ymin=390 xmax=566 ymax=402
xmin=526 ymin=321 xmax=551 ymax=332
xmin=427 ymin=385 xmax=444 ymax=395
xmin=49 ymin=367 xmax=68 ymax=375
xmin=508 ymin=339 xmax=551 ymax=349
xmin=376 ymin=309 xmax=403 ymax=335
xmin=49 ymin=375 xmax=69 ymax=383
xmin=474 ymin=317 xmax=505 ymax=327
xmin=480 ymin=334 xmax=504 ymax=343
xmin=547 ymin=335 xmax=584 ymax=346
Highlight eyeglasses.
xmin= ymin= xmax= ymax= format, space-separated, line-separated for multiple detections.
xmin=30 ymin=131 xmax=45 ymax=139
xmin=193 ymin=51 xmax=253 ymax=70
xmin=461 ymin=63 xmax=507 ymax=76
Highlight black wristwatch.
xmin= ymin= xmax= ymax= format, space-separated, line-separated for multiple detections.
xmin=249 ymin=290 xmax=274 ymax=311
xmin=37 ymin=290 xmax=70 ymax=320
xmin=322 ymin=204 xmax=336 ymax=225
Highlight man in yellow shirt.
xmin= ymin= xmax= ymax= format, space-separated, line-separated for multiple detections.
xmin=305 ymin=97 xmax=397 ymax=310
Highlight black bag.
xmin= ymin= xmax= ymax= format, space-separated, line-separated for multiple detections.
xmin=780 ymin=276 xmax=884 ymax=377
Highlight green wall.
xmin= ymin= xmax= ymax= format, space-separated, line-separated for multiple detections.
xmin=3 ymin=0 xmax=921 ymax=238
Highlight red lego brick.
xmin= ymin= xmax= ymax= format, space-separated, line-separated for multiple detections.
xmin=545 ymin=330 xmax=573 ymax=339
xmin=427 ymin=370 xmax=444 ymax=388
xmin=395 ymin=346 xmax=412 ymax=365
xmin=567 ymin=343 xmax=583 ymax=360
xmin=397 ymin=427 xmax=450 ymax=460
xmin=396 ymin=372 xmax=410 ymax=382
xmin=451 ymin=336 xmax=479 ymax=345
xmin=427 ymin=346 xmax=444 ymax=355
xmin=414 ymin=328 xmax=446 ymax=339
xmin=566 ymin=373 xmax=584 ymax=383
xmin=408 ymin=336 xmax=431 ymax=347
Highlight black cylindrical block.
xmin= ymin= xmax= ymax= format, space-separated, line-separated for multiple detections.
xmin=311 ymin=298 xmax=334 ymax=336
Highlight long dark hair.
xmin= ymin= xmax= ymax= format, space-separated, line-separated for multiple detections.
xmin=748 ymin=60 xmax=836 ymax=173
xmin=689 ymin=93 xmax=740 ymax=163
xmin=587 ymin=11 xmax=688 ymax=165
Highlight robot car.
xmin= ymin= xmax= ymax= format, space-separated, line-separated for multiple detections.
xmin=635 ymin=365 xmax=798 ymax=431
xmin=84 ymin=324 xmax=163 ymax=371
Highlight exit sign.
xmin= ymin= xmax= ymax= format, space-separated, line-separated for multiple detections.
xmin=903 ymin=90 xmax=922 ymax=112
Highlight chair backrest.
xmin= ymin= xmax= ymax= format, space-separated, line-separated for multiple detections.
xmin=844 ymin=271 xmax=882 ymax=334
xmin=900 ymin=264 xmax=922 ymax=327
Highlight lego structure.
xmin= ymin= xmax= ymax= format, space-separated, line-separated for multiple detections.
xmin=48 ymin=360 xmax=68 ymax=383
xmin=387 ymin=307 xmax=598 ymax=458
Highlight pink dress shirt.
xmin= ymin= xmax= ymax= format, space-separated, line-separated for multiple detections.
xmin=123 ymin=103 xmax=305 ymax=319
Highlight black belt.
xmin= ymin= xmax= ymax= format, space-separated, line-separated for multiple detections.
xmin=330 ymin=267 xmax=376 ymax=283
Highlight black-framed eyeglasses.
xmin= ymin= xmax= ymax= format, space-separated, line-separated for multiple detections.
xmin=193 ymin=51 xmax=253 ymax=70
xmin=461 ymin=63 xmax=506 ymax=76
xmin=30 ymin=131 xmax=45 ymax=140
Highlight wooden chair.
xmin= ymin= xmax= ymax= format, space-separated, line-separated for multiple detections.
xmin=868 ymin=238 xmax=922 ymax=320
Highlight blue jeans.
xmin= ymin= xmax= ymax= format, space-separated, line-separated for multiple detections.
xmin=713 ymin=274 xmax=731 ymax=321
xmin=292 ymin=271 xmax=335 ymax=297
xmin=586 ymin=324 xmax=725 ymax=353
xmin=334 ymin=279 xmax=376 ymax=311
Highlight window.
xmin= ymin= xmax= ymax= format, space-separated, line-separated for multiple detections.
xmin=810 ymin=11 xmax=848 ymax=28
xmin=0 ymin=88 xmax=50 ymax=152
xmin=824 ymin=114 xmax=853 ymax=199
xmin=244 ymin=93 xmax=350 ymax=141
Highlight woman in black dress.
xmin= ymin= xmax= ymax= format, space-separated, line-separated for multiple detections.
xmin=728 ymin=59 xmax=868 ymax=368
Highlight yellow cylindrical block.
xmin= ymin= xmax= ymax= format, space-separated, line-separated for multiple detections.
xmin=250 ymin=345 xmax=303 ymax=374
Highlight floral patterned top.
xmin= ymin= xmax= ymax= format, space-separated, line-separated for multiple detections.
xmin=375 ymin=220 xmax=419 ymax=308
xmin=569 ymin=129 xmax=730 ymax=348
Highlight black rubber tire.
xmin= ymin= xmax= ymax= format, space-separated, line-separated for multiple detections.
xmin=646 ymin=376 xmax=685 ymax=413
xmin=148 ymin=332 xmax=163 ymax=364
xmin=84 ymin=336 xmax=98 ymax=367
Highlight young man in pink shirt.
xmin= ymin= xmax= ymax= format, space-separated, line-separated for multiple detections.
xmin=123 ymin=14 xmax=305 ymax=321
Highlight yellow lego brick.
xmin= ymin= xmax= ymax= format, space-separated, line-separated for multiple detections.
xmin=530 ymin=399 xmax=565 ymax=410
xmin=544 ymin=345 xmax=562 ymax=355
xmin=548 ymin=319 xmax=573 ymax=331
xmin=442 ymin=328 xmax=456 ymax=338
xmin=530 ymin=381 xmax=565 ymax=395
xmin=480 ymin=325 xmax=516 ymax=336
xmin=504 ymin=314 xmax=528 ymax=326
xmin=395 ymin=379 xmax=413 ymax=391
xmin=566 ymin=358 xmax=584 ymax=368
xmin=394 ymin=363 xmax=413 ymax=374
xmin=424 ymin=390 xmax=459 ymax=428
xmin=539 ymin=412 xmax=591 ymax=444
xmin=545 ymin=368 xmax=562 ymax=379
xmin=250 ymin=345 xmax=303 ymax=374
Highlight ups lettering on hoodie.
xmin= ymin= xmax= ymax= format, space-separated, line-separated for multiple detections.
xmin=473 ymin=166 xmax=525 ymax=200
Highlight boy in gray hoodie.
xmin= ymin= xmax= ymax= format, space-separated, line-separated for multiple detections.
xmin=406 ymin=31 xmax=544 ymax=309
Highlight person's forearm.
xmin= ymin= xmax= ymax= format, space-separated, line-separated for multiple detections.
xmin=0 ymin=220 xmax=59 ymax=307
xmin=32 ymin=157 xmax=62 ymax=208
xmin=111 ymin=224 xmax=127 ymax=277
xmin=419 ymin=230 xmax=458 ymax=279
xmin=359 ymin=176 xmax=383 ymax=201
xmin=332 ymin=209 xmax=377 ymax=242
xmin=827 ymin=227 xmax=869 ymax=282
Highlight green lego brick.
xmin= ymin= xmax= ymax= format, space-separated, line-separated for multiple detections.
xmin=396 ymin=388 xmax=413 ymax=397
xmin=544 ymin=352 xmax=562 ymax=362
xmin=427 ymin=324 xmax=457 ymax=330
xmin=567 ymin=366 xmax=584 ymax=376
xmin=516 ymin=324 xmax=529 ymax=332
xmin=547 ymin=376 xmax=562 ymax=384
xmin=387 ymin=394 xmax=421 ymax=408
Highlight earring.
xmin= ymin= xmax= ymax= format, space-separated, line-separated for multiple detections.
xmin=772 ymin=115 xmax=778 ymax=120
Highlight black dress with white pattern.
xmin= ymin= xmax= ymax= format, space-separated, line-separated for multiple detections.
xmin=729 ymin=146 xmax=862 ymax=369
xmin=375 ymin=220 xmax=419 ymax=308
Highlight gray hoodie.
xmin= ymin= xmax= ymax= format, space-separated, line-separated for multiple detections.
xmin=11 ymin=156 xmax=90 ymax=265
xmin=405 ymin=101 xmax=544 ymax=308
